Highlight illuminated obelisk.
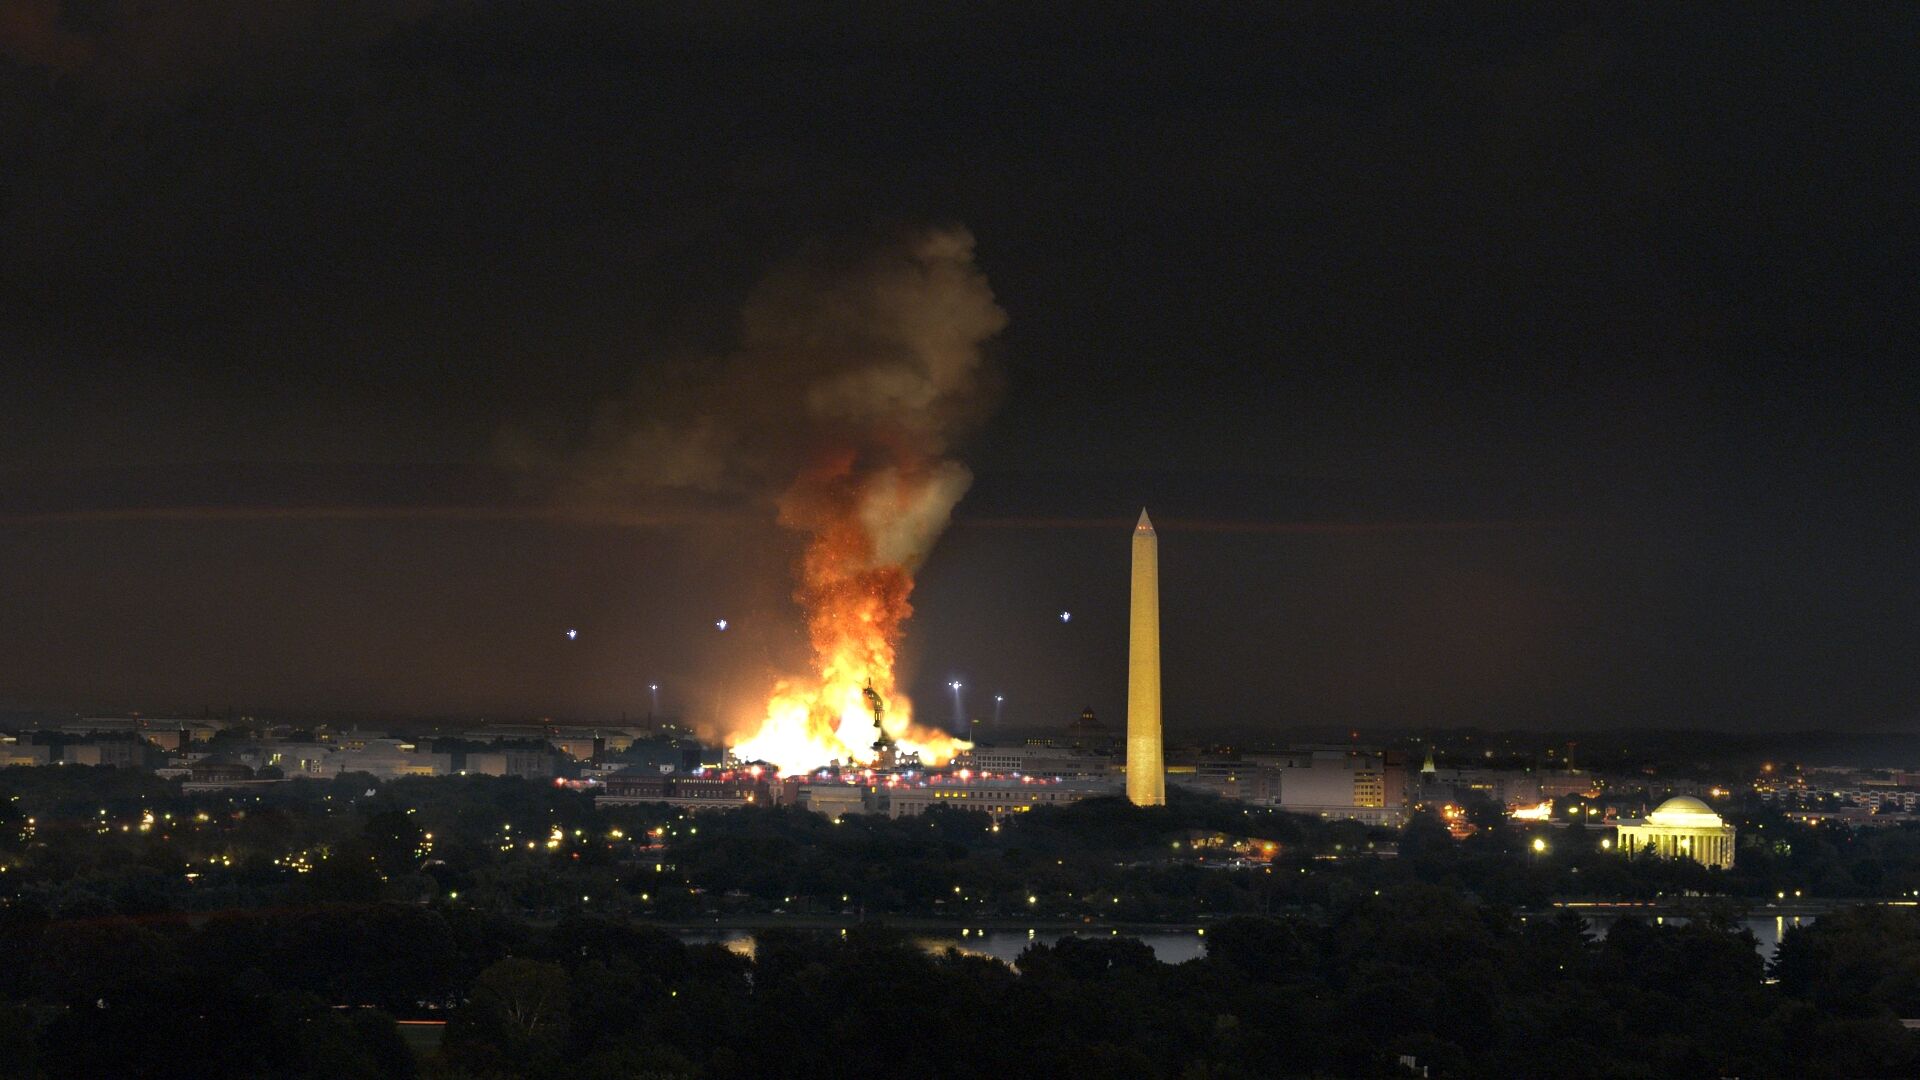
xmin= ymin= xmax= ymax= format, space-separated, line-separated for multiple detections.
xmin=1126 ymin=508 xmax=1166 ymax=806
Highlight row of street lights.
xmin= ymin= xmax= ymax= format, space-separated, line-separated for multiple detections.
xmin=642 ymin=677 xmax=1008 ymax=730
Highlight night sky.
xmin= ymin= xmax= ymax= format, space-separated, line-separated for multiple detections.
xmin=3 ymin=4 xmax=1916 ymax=734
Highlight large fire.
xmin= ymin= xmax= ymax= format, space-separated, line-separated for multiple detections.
xmin=576 ymin=227 xmax=1001 ymax=773
xmin=727 ymin=452 xmax=971 ymax=773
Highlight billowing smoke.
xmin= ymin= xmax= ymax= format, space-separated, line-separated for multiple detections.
xmin=0 ymin=1 xmax=446 ymax=93
xmin=546 ymin=227 xmax=1006 ymax=767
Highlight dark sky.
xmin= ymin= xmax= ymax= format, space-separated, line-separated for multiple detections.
xmin=2 ymin=3 xmax=1916 ymax=734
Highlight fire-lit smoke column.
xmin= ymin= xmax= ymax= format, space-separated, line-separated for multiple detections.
xmin=539 ymin=228 xmax=1003 ymax=773
xmin=721 ymin=229 xmax=1008 ymax=773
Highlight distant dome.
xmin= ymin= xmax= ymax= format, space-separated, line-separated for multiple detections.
xmin=1647 ymin=796 xmax=1723 ymax=827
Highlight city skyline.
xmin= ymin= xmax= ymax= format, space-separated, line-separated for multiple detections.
xmin=5 ymin=8 xmax=1920 ymax=1074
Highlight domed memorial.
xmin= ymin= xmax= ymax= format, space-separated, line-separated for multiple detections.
xmin=1615 ymin=795 xmax=1735 ymax=869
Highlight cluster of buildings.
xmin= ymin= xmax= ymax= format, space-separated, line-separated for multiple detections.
xmin=28 ymin=518 xmax=1885 ymax=880
xmin=1172 ymin=748 xmax=1410 ymax=826
xmin=1817 ymin=787 xmax=1920 ymax=815
xmin=1414 ymin=757 xmax=1600 ymax=806
xmin=1 ymin=716 xmax=201 ymax=769
xmin=2 ymin=711 xmax=1757 ymax=873
xmin=593 ymin=767 xmax=1117 ymax=821
xmin=1760 ymin=770 xmax=1920 ymax=816
xmin=0 ymin=715 xmax=704 ymax=788
xmin=1747 ymin=763 xmax=1920 ymax=826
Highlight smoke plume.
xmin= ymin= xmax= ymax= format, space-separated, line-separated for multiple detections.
xmin=550 ymin=227 xmax=1006 ymax=766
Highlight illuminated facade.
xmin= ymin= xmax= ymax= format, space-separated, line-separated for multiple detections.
xmin=954 ymin=744 xmax=1112 ymax=779
xmin=888 ymin=778 xmax=1115 ymax=820
xmin=596 ymin=772 xmax=768 ymax=810
xmin=1127 ymin=509 xmax=1166 ymax=806
xmin=793 ymin=784 xmax=869 ymax=820
xmin=1615 ymin=796 xmax=1735 ymax=869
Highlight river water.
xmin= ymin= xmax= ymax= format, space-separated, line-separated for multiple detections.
xmin=1579 ymin=912 xmax=1813 ymax=961
xmin=682 ymin=914 xmax=1812 ymax=966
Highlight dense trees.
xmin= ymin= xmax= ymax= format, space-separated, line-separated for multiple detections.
xmin=1396 ymin=802 xmax=1920 ymax=909
xmin=0 ymin=875 xmax=1912 ymax=1074
xmin=1774 ymin=905 xmax=1920 ymax=1018
xmin=430 ymin=897 xmax=1920 ymax=1078
xmin=7 ymin=767 xmax=1920 ymax=1075
xmin=0 ymin=908 xmax=420 ymax=1079
xmin=10 ymin=892 xmax=1907 ymax=1078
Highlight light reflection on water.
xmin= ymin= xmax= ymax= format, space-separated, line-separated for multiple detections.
xmin=1567 ymin=914 xmax=1811 ymax=959
xmin=681 ymin=928 xmax=1210 ymax=965
xmin=685 ymin=915 xmax=1809 ymax=965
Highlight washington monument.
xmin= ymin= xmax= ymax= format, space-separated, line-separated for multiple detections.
xmin=1127 ymin=508 xmax=1166 ymax=806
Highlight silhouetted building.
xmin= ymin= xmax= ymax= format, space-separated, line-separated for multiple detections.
xmin=63 ymin=737 xmax=160 ymax=770
xmin=188 ymin=756 xmax=256 ymax=785
xmin=548 ymin=736 xmax=601 ymax=761
xmin=1419 ymin=767 xmax=1541 ymax=806
xmin=596 ymin=770 xmax=767 ymax=810
xmin=1174 ymin=748 xmax=1408 ymax=825
xmin=466 ymin=749 xmax=556 ymax=779
xmin=143 ymin=728 xmax=194 ymax=752
xmin=59 ymin=717 xmax=140 ymax=735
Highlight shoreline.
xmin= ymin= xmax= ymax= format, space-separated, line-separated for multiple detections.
xmin=623 ymin=900 xmax=1880 ymax=934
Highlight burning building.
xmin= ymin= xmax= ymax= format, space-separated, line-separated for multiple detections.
xmin=718 ymin=230 xmax=1007 ymax=772
xmin=552 ymin=228 xmax=1004 ymax=774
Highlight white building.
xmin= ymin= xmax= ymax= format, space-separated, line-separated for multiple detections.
xmin=953 ymin=744 xmax=1113 ymax=779
xmin=793 ymin=784 xmax=870 ymax=820
xmin=886 ymin=777 xmax=1117 ymax=819
xmin=466 ymin=749 xmax=556 ymax=779
xmin=1615 ymin=796 xmax=1736 ymax=869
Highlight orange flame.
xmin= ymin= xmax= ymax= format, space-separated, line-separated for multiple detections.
xmin=729 ymin=451 xmax=969 ymax=773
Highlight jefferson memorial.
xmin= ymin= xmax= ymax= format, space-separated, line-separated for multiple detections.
xmin=1615 ymin=796 xmax=1736 ymax=869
